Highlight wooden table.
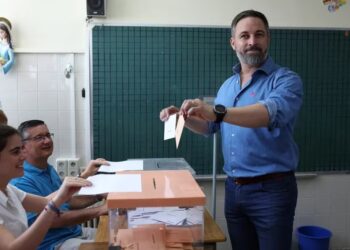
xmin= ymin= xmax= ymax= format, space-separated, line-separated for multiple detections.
xmin=80 ymin=208 xmax=226 ymax=250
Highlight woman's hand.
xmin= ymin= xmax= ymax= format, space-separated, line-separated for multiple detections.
xmin=97 ymin=202 xmax=109 ymax=216
xmin=52 ymin=177 xmax=92 ymax=207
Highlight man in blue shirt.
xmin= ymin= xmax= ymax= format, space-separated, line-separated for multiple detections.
xmin=11 ymin=120 xmax=109 ymax=250
xmin=160 ymin=10 xmax=303 ymax=250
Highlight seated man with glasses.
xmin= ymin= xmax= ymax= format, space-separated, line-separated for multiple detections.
xmin=11 ymin=120 xmax=109 ymax=250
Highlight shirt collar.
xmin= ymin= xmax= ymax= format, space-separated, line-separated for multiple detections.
xmin=0 ymin=187 xmax=9 ymax=206
xmin=232 ymin=56 xmax=278 ymax=76
xmin=23 ymin=161 xmax=50 ymax=176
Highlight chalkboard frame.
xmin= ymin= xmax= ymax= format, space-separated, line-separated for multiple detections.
xmin=89 ymin=24 xmax=350 ymax=174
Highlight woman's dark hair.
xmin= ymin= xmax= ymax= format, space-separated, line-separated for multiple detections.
xmin=0 ymin=124 xmax=19 ymax=152
xmin=231 ymin=10 xmax=269 ymax=37
xmin=0 ymin=23 xmax=13 ymax=49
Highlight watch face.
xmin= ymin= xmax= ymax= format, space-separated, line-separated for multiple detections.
xmin=215 ymin=104 xmax=226 ymax=114
xmin=214 ymin=104 xmax=226 ymax=123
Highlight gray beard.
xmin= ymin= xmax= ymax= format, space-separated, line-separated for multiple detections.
xmin=236 ymin=51 xmax=267 ymax=67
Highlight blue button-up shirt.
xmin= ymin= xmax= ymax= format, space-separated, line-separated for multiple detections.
xmin=209 ymin=57 xmax=303 ymax=177
xmin=11 ymin=161 xmax=82 ymax=250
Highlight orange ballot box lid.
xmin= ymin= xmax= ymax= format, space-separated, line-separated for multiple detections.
xmin=107 ymin=170 xmax=206 ymax=208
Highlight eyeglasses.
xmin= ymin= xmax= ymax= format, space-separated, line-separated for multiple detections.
xmin=22 ymin=133 xmax=54 ymax=143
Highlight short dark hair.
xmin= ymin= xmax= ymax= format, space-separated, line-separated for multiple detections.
xmin=18 ymin=120 xmax=45 ymax=139
xmin=0 ymin=124 xmax=20 ymax=152
xmin=231 ymin=10 xmax=269 ymax=36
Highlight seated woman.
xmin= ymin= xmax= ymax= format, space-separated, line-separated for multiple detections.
xmin=0 ymin=124 xmax=92 ymax=250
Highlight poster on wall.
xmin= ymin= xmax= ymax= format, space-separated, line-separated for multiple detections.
xmin=0 ymin=17 xmax=14 ymax=75
xmin=323 ymin=0 xmax=347 ymax=12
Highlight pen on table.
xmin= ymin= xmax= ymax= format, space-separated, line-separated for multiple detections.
xmin=95 ymin=171 xmax=116 ymax=175
xmin=153 ymin=177 xmax=157 ymax=189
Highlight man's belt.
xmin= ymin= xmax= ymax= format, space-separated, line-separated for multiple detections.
xmin=232 ymin=171 xmax=294 ymax=185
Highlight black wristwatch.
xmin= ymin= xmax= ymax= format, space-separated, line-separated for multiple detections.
xmin=213 ymin=104 xmax=227 ymax=123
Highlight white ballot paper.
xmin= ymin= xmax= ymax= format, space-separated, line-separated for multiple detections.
xmin=98 ymin=160 xmax=144 ymax=173
xmin=163 ymin=114 xmax=186 ymax=149
xmin=164 ymin=113 xmax=177 ymax=140
xmin=77 ymin=174 xmax=142 ymax=195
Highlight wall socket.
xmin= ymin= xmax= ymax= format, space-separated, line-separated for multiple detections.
xmin=55 ymin=158 xmax=68 ymax=179
xmin=67 ymin=158 xmax=80 ymax=177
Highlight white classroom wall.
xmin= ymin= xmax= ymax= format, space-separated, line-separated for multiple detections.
xmin=1 ymin=1 xmax=350 ymax=249
xmin=1 ymin=0 xmax=349 ymax=52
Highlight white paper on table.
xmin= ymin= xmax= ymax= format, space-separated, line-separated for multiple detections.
xmin=77 ymin=174 xmax=142 ymax=195
xmin=98 ymin=160 xmax=143 ymax=173
xmin=164 ymin=113 xmax=177 ymax=140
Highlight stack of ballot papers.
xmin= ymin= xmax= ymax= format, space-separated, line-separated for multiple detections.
xmin=77 ymin=160 xmax=144 ymax=195
xmin=77 ymin=174 xmax=142 ymax=195
xmin=128 ymin=207 xmax=203 ymax=226
xmin=98 ymin=160 xmax=144 ymax=173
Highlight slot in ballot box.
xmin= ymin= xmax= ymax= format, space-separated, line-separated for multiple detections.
xmin=130 ymin=158 xmax=196 ymax=175
xmin=107 ymin=170 xmax=206 ymax=250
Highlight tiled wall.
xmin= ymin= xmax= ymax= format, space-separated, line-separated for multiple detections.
xmin=0 ymin=53 xmax=90 ymax=168
xmin=73 ymin=53 xmax=91 ymax=168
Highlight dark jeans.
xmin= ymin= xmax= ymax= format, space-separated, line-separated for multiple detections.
xmin=225 ymin=174 xmax=298 ymax=250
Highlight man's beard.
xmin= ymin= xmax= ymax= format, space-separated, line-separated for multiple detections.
xmin=236 ymin=46 xmax=267 ymax=66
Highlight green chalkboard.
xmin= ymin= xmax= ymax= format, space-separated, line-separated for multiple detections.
xmin=91 ymin=26 xmax=350 ymax=174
